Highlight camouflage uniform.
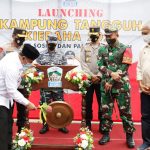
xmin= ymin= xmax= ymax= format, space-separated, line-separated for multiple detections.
xmin=37 ymin=49 xmax=67 ymax=105
xmin=36 ymin=49 xmax=67 ymax=129
xmin=97 ymin=41 xmax=135 ymax=134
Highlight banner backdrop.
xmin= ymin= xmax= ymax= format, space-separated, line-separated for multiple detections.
xmin=0 ymin=0 xmax=149 ymax=62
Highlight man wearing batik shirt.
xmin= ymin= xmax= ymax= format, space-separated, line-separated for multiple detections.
xmin=137 ymin=22 xmax=150 ymax=150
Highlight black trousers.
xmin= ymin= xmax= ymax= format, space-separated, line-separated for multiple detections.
xmin=16 ymin=102 xmax=26 ymax=132
xmin=85 ymin=83 xmax=101 ymax=122
xmin=0 ymin=106 xmax=13 ymax=150
xmin=16 ymin=89 xmax=28 ymax=132
xmin=141 ymin=92 xmax=150 ymax=145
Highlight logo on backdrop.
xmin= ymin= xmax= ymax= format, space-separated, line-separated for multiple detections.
xmin=62 ymin=0 xmax=78 ymax=7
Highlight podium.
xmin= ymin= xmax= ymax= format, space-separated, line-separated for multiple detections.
xmin=32 ymin=65 xmax=78 ymax=91
xmin=26 ymin=65 xmax=87 ymax=150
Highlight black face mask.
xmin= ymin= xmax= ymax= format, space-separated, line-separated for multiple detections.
xmin=106 ymin=38 xmax=116 ymax=45
xmin=15 ymin=37 xmax=25 ymax=46
xmin=48 ymin=43 xmax=56 ymax=51
xmin=90 ymin=35 xmax=99 ymax=43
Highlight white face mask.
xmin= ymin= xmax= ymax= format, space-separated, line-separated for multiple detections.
xmin=22 ymin=63 xmax=32 ymax=72
xmin=22 ymin=57 xmax=32 ymax=72
xmin=143 ymin=34 xmax=150 ymax=43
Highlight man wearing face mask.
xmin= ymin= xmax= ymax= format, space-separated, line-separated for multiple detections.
xmin=2 ymin=28 xmax=26 ymax=53
xmin=97 ymin=27 xmax=135 ymax=148
xmin=137 ymin=22 xmax=150 ymax=150
xmin=0 ymin=44 xmax=39 ymax=150
xmin=36 ymin=33 xmax=69 ymax=134
xmin=80 ymin=26 xmax=102 ymax=131
xmin=0 ymin=28 xmax=31 ymax=133
xmin=65 ymin=51 xmax=81 ymax=70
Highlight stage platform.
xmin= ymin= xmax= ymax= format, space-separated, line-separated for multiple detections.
xmin=13 ymin=121 xmax=142 ymax=150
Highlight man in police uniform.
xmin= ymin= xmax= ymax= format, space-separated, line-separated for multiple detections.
xmin=97 ymin=27 xmax=135 ymax=148
xmin=80 ymin=27 xmax=102 ymax=131
xmin=36 ymin=33 xmax=69 ymax=134
xmin=0 ymin=28 xmax=29 ymax=133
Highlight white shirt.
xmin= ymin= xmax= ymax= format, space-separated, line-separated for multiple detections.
xmin=0 ymin=52 xmax=29 ymax=109
xmin=137 ymin=45 xmax=150 ymax=87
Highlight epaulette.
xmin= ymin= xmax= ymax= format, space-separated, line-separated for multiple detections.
xmin=122 ymin=47 xmax=132 ymax=65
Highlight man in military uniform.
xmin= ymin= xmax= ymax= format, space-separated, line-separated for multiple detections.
xmin=0 ymin=28 xmax=29 ymax=133
xmin=80 ymin=27 xmax=102 ymax=131
xmin=36 ymin=33 xmax=69 ymax=134
xmin=97 ymin=27 xmax=135 ymax=148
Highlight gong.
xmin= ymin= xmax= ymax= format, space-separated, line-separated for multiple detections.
xmin=46 ymin=101 xmax=74 ymax=128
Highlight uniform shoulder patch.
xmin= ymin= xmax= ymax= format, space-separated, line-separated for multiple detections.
xmin=122 ymin=47 xmax=132 ymax=65
xmin=0 ymin=47 xmax=4 ymax=52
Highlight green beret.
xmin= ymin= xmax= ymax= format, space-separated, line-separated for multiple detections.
xmin=104 ymin=27 xmax=118 ymax=35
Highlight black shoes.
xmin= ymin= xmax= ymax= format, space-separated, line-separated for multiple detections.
xmin=126 ymin=133 xmax=135 ymax=148
xmin=39 ymin=124 xmax=49 ymax=134
xmin=58 ymin=127 xmax=69 ymax=133
xmin=98 ymin=132 xmax=110 ymax=145
xmin=39 ymin=124 xmax=69 ymax=134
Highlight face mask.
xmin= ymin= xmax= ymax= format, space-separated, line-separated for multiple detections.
xmin=22 ymin=64 xmax=32 ymax=72
xmin=90 ymin=35 xmax=99 ymax=43
xmin=106 ymin=38 xmax=116 ymax=45
xmin=15 ymin=37 xmax=25 ymax=46
xmin=22 ymin=57 xmax=32 ymax=72
xmin=143 ymin=35 xmax=150 ymax=43
xmin=48 ymin=43 xmax=56 ymax=51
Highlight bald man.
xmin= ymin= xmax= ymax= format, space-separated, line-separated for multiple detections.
xmin=137 ymin=22 xmax=150 ymax=150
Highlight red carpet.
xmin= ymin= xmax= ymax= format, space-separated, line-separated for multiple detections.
xmin=13 ymin=62 xmax=141 ymax=122
xmin=13 ymin=123 xmax=142 ymax=150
